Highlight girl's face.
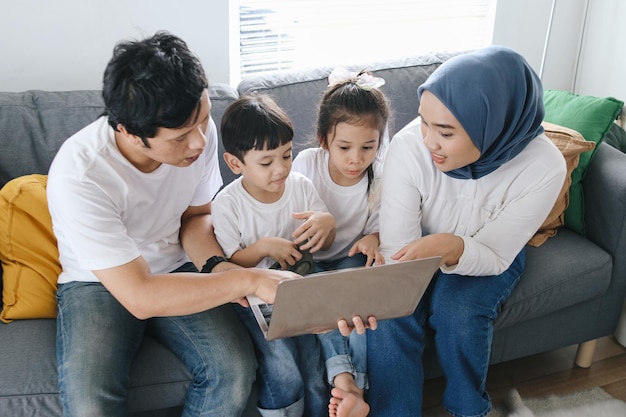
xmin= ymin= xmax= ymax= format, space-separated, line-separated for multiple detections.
xmin=224 ymin=141 xmax=293 ymax=203
xmin=325 ymin=121 xmax=380 ymax=186
xmin=419 ymin=90 xmax=481 ymax=172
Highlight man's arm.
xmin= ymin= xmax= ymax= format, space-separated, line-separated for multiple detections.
xmin=179 ymin=202 xmax=231 ymax=271
xmin=93 ymin=255 xmax=294 ymax=320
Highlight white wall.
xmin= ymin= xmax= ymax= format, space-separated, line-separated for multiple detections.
xmin=0 ymin=1 xmax=231 ymax=91
xmin=0 ymin=0 xmax=624 ymax=103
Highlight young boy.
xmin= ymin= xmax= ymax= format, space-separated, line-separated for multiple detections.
xmin=212 ymin=93 xmax=336 ymax=417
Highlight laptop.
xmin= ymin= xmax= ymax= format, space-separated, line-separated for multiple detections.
xmin=247 ymin=256 xmax=441 ymax=340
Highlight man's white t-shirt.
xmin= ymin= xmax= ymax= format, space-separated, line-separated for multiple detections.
xmin=292 ymin=147 xmax=379 ymax=261
xmin=211 ymin=171 xmax=328 ymax=269
xmin=47 ymin=116 xmax=223 ymax=284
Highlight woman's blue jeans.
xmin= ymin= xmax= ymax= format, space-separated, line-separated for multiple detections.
xmin=235 ymin=304 xmax=329 ymax=417
xmin=56 ymin=263 xmax=256 ymax=417
xmin=315 ymin=253 xmax=368 ymax=389
xmin=367 ymin=250 xmax=525 ymax=417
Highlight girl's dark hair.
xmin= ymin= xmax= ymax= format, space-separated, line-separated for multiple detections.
xmin=102 ymin=31 xmax=208 ymax=144
xmin=317 ymin=70 xmax=391 ymax=187
xmin=220 ymin=93 xmax=294 ymax=162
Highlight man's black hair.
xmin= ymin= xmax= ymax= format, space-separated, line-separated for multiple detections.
xmin=102 ymin=31 xmax=208 ymax=144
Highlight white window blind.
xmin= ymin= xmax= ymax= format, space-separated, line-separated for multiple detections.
xmin=238 ymin=0 xmax=495 ymax=78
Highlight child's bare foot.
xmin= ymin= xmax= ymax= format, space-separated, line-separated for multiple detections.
xmin=328 ymin=387 xmax=369 ymax=417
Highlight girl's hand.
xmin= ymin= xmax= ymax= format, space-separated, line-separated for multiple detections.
xmin=259 ymin=236 xmax=303 ymax=270
xmin=348 ymin=233 xmax=385 ymax=266
xmin=392 ymin=233 xmax=463 ymax=267
xmin=292 ymin=211 xmax=336 ymax=253
xmin=337 ymin=315 xmax=378 ymax=336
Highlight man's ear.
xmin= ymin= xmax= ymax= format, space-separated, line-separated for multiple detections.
xmin=223 ymin=152 xmax=244 ymax=175
xmin=117 ymin=124 xmax=146 ymax=147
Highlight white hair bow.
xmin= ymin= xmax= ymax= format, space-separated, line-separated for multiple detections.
xmin=328 ymin=67 xmax=385 ymax=90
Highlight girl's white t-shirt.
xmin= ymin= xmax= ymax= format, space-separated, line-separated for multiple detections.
xmin=47 ymin=116 xmax=223 ymax=283
xmin=292 ymin=147 xmax=379 ymax=261
xmin=211 ymin=171 xmax=328 ymax=268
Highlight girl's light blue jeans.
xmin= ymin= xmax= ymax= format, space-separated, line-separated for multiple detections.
xmin=315 ymin=253 xmax=368 ymax=390
xmin=235 ymin=304 xmax=329 ymax=417
xmin=56 ymin=263 xmax=256 ymax=417
xmin=366 ymin=250 xmax=525 ymax=417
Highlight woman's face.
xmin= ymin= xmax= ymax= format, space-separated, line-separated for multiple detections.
xmin=418 ymin=90 xmax=481 ymax=172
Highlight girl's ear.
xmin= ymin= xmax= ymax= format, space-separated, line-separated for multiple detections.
xmin=223 ymin=152 xmax=243 ymax=175
xmin=319 ymin=134 xmax=329 ymax=150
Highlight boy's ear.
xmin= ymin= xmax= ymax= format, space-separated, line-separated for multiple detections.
xmin=223 ymin=152 xmax=244 ymax=174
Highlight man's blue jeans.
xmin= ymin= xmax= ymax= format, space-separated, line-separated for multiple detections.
xmin=367 ymin=250 xmax=525 ymax=417
xmin=56 ymin=264 xmax=256 ymax=417
xmin=235 ymin=303 xmax=329 ymax=417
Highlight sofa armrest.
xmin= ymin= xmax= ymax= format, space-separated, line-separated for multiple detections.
xmin=582 ymin=142 xmax=626 ymax=324
xmin=584 ymin=142 xmax=626 ymax=260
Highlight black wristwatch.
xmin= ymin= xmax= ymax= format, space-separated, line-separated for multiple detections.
xmin=201 ymin=256 xmax=228 ymax=273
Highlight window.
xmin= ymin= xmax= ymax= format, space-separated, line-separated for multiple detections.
xmin=238 ymin=0 xmax=496 ymax=79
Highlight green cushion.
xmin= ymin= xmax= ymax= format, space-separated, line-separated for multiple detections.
xmin=543 ymin=90 xmax=623 ymax=235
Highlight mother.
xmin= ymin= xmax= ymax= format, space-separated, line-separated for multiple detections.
xmin=365 ymin=46 xmax=567 ymax=417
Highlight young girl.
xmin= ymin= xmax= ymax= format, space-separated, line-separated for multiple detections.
xmin=292 ymin=67 xmax=391 ymax=417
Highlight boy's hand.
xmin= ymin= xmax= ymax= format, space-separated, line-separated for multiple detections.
xmin=348 ymin=233 xmax=385 ymax=266
xmin=292 ymin=211 xmax=336 ymax=252
xmin=260 ymin=237 xmax=303 ymax=270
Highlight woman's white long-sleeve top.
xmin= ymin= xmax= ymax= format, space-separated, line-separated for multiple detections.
xmin=380 ymin=117 xmax=567 ymax=277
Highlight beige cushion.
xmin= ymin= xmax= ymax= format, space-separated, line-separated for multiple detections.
xmin=528 ymin=122 xmax=596 ymax=247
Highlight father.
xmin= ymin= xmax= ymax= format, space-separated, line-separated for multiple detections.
xmin=47 ymin=31 xmax=297 ymax=416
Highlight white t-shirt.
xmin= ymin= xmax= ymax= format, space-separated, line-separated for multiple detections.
xmin=292 ymin=147 xmax=379 ymax=261
xmin=380 ymin=117 xmax=567 ymax=276
xmin=212 ymin=171 xmax=328 ymax=269
xmin=47 ymin=116 xmax=223 ymax=283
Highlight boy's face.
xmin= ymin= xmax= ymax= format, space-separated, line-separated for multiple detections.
xmin=225 ymin=141 xmax=293 ymax=203
xmin=117 ymin=90 xmax=211 ymax=172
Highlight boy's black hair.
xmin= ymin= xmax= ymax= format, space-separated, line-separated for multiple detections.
xmin=221 ymin=93 xmax=294 ymax=162
xmin=102 ymin=31 xmax=208 ymax=145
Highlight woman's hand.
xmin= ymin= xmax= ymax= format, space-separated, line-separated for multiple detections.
xmin=348 ymin=233 xmax=384 ymax=266
xmin=337 ymin=316 xmax=378 ymax=336
xmin=292 ymin=211 xmax=336 ymax=252
xmin=392 ymin=233 xmax=464 ymax=267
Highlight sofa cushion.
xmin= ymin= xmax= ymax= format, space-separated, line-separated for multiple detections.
xmin=0 ymin=174 xmax=59 ymax=322
xmin=543 ymin=90 xmax=624 ymax=236
xmin=0 ymin=319 xmax=192 ymax=415
xmin=528 ymin=122 xmax=595 ymax=247
xmin=498 ymin=229 xmax=612 ymax=329
xmin=0 ymin=90 xmax=104 ymax=189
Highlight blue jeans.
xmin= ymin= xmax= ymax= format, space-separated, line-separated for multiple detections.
xmin=235 ymin=304 xmax=329 ymax=417
xmin=367 ymin=250 xmax=525 ymax=417
xmin=56 ymin=263 xmax=256 ymax=417
xmin=315 ymin=253 xmax=368 ymax=389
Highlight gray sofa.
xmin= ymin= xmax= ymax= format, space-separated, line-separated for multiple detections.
xmin=2 ymin=51 xmax=626 ymax=417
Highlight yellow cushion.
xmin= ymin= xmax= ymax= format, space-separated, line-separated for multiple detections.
xmin=0 ymin=174 xmax=60 ymax=322
xmin=528 ymin=122 xmax=596 ymax=247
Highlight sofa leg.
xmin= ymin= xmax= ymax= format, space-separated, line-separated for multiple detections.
xmin=574 ymin=339 xmax=597 ymax=368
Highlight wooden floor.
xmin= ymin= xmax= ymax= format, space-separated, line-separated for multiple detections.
xmin=423 ymin=335 xmax=626 ymax=413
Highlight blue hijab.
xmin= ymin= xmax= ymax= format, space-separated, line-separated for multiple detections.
xmin=417 ymin=45 xmax=544 ymax=179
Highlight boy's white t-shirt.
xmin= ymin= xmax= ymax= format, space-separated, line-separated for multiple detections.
xmin=292 ymin=147 xmax=379 ymax=261
xmin=211 ymin=171 xmax=328 ymax=269
xmin=47 ymin=116 xmax=223 ymax=284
